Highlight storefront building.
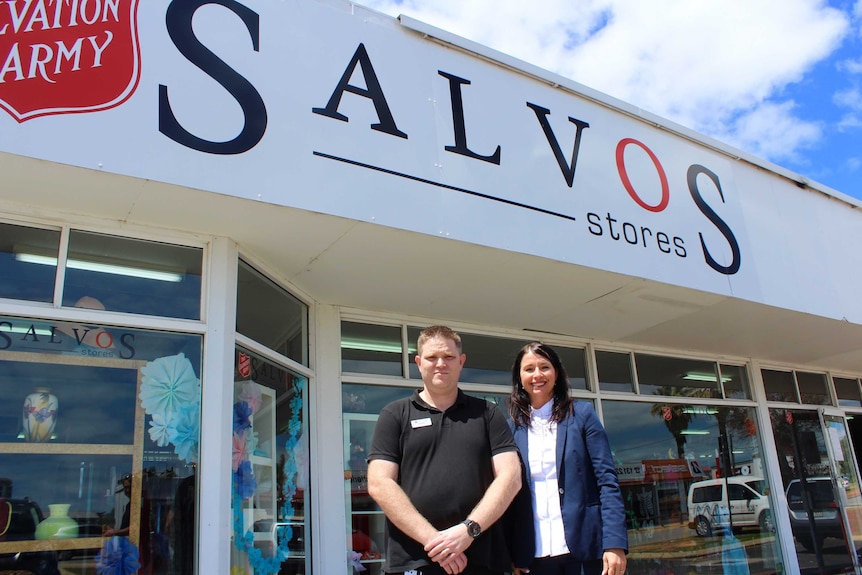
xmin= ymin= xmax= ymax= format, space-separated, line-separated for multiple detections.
xmin=1 ymin=2 xmax=862 ymax=575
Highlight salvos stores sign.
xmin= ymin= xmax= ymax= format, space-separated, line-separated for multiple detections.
xmin=4 ymin=0 xmax=840 ymax=309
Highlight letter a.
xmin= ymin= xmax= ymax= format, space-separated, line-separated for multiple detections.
xmin=312 ymin=43 xmax=407 ymax=139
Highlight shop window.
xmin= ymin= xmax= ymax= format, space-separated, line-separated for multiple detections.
xmin=0 ymin=316 xmax=202 ymax=575
xmin=634 ymin=353 xmax=722 ymax=399
xmin=602 ymin=399 xmax=784 ymax=574
xmin=62 ymin=230 xmax=203 ymax=320
xmin=762 ymin=369 xmax=798 ymax=402
xmin=341 ymin=322 xmax=404 ymax=376
xmin=341 ymin=383 xmax=510 ymax=575
xmin=0 ymin=222 xmax=60 ymax=303
xmin=231 ymin=348 xmax=308 ymax=575
xmin=795 ymin=371 xmax=831 ymax=406
xmin=407 ymin=327 xmax=529 ymax=385
xmin=236 ymin=260 xmax=307 ymax=365
xmin=596 ymin=350 xmax=634 ymax=393
xmin=834 ymin=377 xmax=862 ymax=407
xmin=719 ymin=363 xmax=751 ymax=400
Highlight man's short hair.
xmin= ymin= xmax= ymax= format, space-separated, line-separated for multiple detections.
xmin=417 ymin=325 xmax=462 ymax=355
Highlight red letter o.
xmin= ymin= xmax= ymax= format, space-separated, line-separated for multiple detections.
xmin=615 ymin=138 xmax=670 ymax=213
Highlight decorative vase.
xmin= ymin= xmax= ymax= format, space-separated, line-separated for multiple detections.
xmin=22 ymin=388 xmax=58 ymax=442
xmin=35 ymin=503 xmax=78 ymax=540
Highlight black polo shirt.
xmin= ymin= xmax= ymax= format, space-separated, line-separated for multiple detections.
xmin=368 ymin=389 xmax=517 ymax=573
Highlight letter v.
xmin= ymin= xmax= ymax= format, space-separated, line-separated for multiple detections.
xmin=527 ymin=102 xmax=589 ymax=188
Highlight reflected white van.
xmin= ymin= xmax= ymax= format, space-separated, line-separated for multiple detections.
xmin=687 ymin=476 xmax=773 ymax=537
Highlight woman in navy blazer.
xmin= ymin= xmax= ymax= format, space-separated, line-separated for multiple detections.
xmin=508 ymin=342 xmax=628 ymax=575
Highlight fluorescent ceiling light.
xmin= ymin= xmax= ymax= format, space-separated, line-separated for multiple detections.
xmin=681 ymin=407 xmax=719 ymax=415
xmin=3 ymin=326 xmax=54 ymax=336
xmin=16 ymin=253 xmax=182 ymax=283
xmin=680 ymin=430 xmax=710 ymax=435
xmin=683 ymin=371 xmax=731 ymax=383
xmin=341 ymin=338 xmax=417 ymax=354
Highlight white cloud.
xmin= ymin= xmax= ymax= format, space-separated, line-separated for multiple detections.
xmin=716 ymin=101 xmax=822 ymax=162
xmin=837 ymin=58 xmax=862 ymax=74
xmin=359 ymin=0 xmax=848 ymax=163
xmin=834 ymin=88 xmax=862 ymax=110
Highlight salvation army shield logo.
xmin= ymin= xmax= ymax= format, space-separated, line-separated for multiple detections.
xmin=0 ymin=0 xmax=141 ymax=122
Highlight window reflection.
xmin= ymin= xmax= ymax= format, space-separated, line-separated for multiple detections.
xmin=237 ymin=260 xmax=307 ymax=365
xmin=0 ymin=319 xmax=201 ymax=575
xmin=596 ymin=350 xmax=635 ymax=393
xmin=635 ymin=353 xmax=721 ymax=399
xmin=720 ymin=364 xmax=752 ymax=400
xmin=602 ymin=400 xmax=783 ymax=574
xmin=762 ymin=369 xmax=798 ymax=403
xmin=0 ymin=222 xmax=59 ymax=303
xmin=341 ymin=322 xmax=403 ymax=376
xmin=341 ymin=384 xmax=510 ymax=575
xmin=795 ymin=372 xmax=830 ymax=406
xmin=834 ymin=377 xmax=862 ymax=407
xmin=231 ymin=348 xmax=308 ymax=575
xmin=63 ymin=231 xmax=202 ymax=320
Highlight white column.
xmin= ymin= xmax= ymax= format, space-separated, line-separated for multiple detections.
xmin=198 ymin=236 xmax=238 ymax=575
xmin=309 ymin=304 xmax=349 ymax=575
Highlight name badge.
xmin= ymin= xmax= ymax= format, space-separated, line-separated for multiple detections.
xmin=411 ymin=417 xmax=432 ymax=428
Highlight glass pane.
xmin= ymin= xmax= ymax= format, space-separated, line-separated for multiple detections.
xmin=0 ymin=222 xmax=60 ymax=303
xmin=603 ymin=400 xmax=784 ymax=574
xmin=834 ymin=377 xmax=861 ymax=407
xmin=0 ymin=317 xmax=202 ymax=575
xmin=407 ymin=327 xmax=529 ymax=385
xmin=769 ymin=409 xmax=859 ymax=573
xmin=62 ymin=230 xmax=202 ymax=320
xmin=635 ymin=353 xmax=721 ymax=399
xmin=231 ymin=348 xmax=308 ymax=575
xmin=720 ymin=364 xmax=752 ymax=400
xmin=341 ymin=322 xmax=403 ymax=376
xmin=596 ymin=350 xmax=634 ymax=393
xmin=762 ymin=369 xmax=798 ymax=403
xmin=237 ymin=260 xmax=307 ymax=365
xmin=342 ymin=384 xmax=413 ymax=575
xmin=556 ymin=346 xmax=589 ymax=391
xmin=796 ymin=371 xmax=831 ymax=406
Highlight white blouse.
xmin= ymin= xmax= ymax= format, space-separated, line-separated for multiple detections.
xmin=527 ymin=400 xmax=570 ymax=558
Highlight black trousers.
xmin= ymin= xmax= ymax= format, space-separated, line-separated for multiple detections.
xmin=530 ymin=554 xmax=603 ymax=575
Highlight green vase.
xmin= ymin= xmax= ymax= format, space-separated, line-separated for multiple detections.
xmin=35 ymin=504 xmax=78 ymax=540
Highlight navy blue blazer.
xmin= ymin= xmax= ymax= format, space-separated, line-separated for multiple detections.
xmin=508 ymin=401 xmax=628 ymax=568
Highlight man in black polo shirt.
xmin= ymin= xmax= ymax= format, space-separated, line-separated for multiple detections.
xmin=368 ymin=325 xmax=522 ymax=575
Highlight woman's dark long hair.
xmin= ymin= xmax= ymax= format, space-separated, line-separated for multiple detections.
xmin=509 ymin=342 xmax=573 ymax=428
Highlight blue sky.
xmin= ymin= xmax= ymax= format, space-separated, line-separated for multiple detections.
xmin=360 ymin=0 xmax=862 ymax=201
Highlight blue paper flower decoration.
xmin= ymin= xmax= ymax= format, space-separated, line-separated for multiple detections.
xmin=95 ymin=536 xmax=140 ymax=575
xmin=233 ymin=460 xmax=257 ymax=500
xmin=168 ymin=402 xmax=201 ymax=464
xmin=233 ymin=401 xmax=252 ymax=433
xmin=139 ymin=353 xmax=200 ymax=415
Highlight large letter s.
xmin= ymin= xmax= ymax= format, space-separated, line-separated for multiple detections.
xmin=687 ymin=165 xmax=741 ymax=275
xmin=160 ymin=0 xmax=267 ymax=154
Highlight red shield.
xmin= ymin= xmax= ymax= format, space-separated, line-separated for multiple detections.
xmin=0 ymin=0 xmax=141 ymax=122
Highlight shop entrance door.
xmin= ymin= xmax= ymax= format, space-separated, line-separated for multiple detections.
xmin=818 ymin=409 xmax=862 ymax=571
xmin=771 ymin=408 xmax=862 ymax=574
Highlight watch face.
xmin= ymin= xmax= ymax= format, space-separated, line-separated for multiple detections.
xmin=466 ymin=520 xmax=481 ymax=538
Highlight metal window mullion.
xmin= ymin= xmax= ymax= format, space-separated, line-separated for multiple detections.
xmin=52 ymin=226 xmax=71 ymax=307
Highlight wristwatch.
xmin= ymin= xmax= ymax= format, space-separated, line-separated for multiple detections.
xmin=462 ymin=519 xmax=482 ymax=539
